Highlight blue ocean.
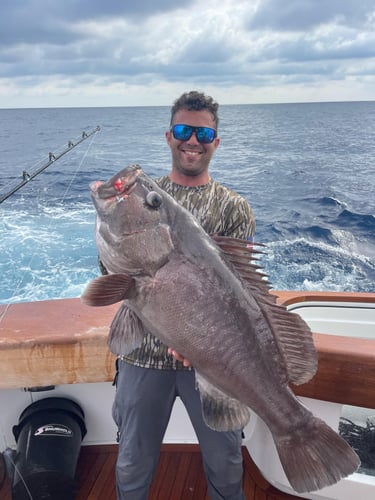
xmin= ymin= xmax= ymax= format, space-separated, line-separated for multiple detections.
xmin=0 ymin=102 xmax=374 ymax=304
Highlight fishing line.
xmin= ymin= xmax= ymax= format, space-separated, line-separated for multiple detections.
xmin=58 ymin=128 xmax=98 ymax=205
xmin=0 ymin=128 xmax=100 ymax=324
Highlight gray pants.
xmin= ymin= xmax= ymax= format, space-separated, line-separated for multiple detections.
xmin=112 ymin=361 xmax=245 ymax=500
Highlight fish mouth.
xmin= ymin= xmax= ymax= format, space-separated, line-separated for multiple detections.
xmin=90 ymin=165 xmax=142 ymax=200
xmin=89 ymin=180 xmax=104 ymax=193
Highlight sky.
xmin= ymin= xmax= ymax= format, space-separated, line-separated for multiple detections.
xmin=0 ymin=0 xmax=374 ymax=108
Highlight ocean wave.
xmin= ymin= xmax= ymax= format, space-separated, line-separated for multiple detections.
xmin=336 ymin=209 xmax=375 ymax=232
xmin=1 ymin=197 xmax=374 ymax=304
xmin=0 ymin=206 xmax=98 ymax=304
xmin=262 ymin=237 xmax=374 ymax=293
xmin=316 ymin=196 xmax=347 ymax=209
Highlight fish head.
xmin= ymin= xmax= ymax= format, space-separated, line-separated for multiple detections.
xmin=90 ymin=164 xmax=161 ymax=232
xmin=90 ymin=164 xmax=174 ymax=274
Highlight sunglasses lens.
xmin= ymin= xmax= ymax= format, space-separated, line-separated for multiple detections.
xmin=172 ymin=124 xmax=193 ymax=141
xmin=172 ymin=125 xmax=216 ymax=144
xmin=196 ymin=127 xmax=216 ymax=144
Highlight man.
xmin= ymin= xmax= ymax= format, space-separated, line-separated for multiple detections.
xmin=109 ymin=91 xmax=255 ymax=499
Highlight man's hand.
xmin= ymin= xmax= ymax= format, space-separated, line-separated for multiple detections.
xmin=167 ymin=348 xmax=192 ymax=367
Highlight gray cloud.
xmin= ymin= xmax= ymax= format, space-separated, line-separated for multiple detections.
xmin=0 ymin=0 xmax=374 ymax=107
xmin=0 ymin=0 xmax=187 ymax=45
xmin=248 ymin=0 xmax=375 ymax=31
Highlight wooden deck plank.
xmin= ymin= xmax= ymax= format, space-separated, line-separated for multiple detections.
xmin=76 ymin=450 xmax=109 ymax=499
xmin=0 ymin=444 xmax=308 ymax=500
xmin=88 ymin=452 xmax=117 ymax=500
xmin=183 ymin=450 xmax=208 ymax=499
xmin=153 ymin=451 xmax=179 ymax=499
xmin=150 ymin=449 xmax=175 ymax=499
xmin=168 ymin=450 xmax=193 ymax=498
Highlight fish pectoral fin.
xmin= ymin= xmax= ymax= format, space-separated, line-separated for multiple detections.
xmin=81 ymin=273 xmax=135 ymax=306
xmin=195 ymin=372 xmax=250 ymax=431
xmin=108 ymin=303 xmax=146 ymax=355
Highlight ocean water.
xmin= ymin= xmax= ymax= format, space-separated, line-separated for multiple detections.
xmin=0 ymin=101 xmax=374 ymax=305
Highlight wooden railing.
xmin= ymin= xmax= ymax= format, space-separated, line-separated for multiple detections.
xmin=1 ymin=292 xmax=374 ymax=411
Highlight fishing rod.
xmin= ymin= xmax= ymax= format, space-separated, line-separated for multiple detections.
xmin=0 ymin=125 xmax=100 ymax=204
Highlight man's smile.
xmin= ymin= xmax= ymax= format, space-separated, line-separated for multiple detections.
xmin=181 ymin=148 xmax=203 ymax=156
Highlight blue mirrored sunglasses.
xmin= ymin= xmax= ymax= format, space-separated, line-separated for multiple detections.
xmin=171 ymin=124 xmax=217 ymax=144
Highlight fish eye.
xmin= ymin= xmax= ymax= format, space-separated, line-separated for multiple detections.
xmin=146 ymin=191 xmax=162 ymax=208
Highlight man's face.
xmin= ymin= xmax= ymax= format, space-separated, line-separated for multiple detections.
xmin=166 ymin=109 xmax=220 ymax=179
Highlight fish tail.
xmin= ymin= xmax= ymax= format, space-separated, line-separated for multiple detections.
xmin=274 ymin=416 xmax=360 ymax=493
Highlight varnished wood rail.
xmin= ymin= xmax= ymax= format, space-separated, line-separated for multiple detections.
xmin=1 ymin=292 xmax=374 ymax=411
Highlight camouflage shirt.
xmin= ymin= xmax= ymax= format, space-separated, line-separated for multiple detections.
xmin=117 ymin=175 xmax=256 ymax=370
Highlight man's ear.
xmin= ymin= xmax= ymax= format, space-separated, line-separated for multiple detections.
xmin=165 ymin=130 xmax=172 ymax=146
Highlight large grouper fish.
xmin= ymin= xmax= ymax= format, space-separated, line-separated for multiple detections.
xmin=81 ymin=164 xmax=360 ymax=493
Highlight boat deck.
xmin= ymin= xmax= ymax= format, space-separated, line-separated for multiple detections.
xmin=0 ymin=444 xmax=305 ymax=499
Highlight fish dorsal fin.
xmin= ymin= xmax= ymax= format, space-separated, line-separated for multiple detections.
xmin=211 ymin=236 xmax=317 ymax=385
xmin=81 ymin=273 xmax=135 ymax=306
xmin=211 ymin=236 xmax=271 ymax=294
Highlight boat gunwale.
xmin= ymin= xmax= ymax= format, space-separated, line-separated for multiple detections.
xmin=0 ymin=291 xmax=375 ymax=409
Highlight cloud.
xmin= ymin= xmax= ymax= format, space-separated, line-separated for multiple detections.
xmin=0 ymin=0 xmax=186 ymax=43
xmin=248 ymin=0 xmax=375 ymax=31
xmin=0 ymin=0 xmax=374 ymax=107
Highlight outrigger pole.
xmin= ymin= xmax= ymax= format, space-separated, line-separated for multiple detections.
xmin=0 ymin=126 xmax=100 ymax=204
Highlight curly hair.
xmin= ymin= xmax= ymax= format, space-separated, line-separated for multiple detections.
xmin=170 ymin=91 xmax=219 ymax=128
